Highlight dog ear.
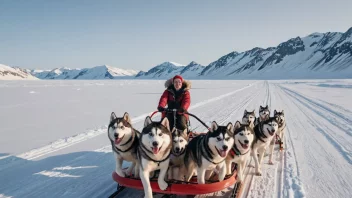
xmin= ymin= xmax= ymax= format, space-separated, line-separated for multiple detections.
xmin=266 ymin=105 xmax=268 ymax=109
xmin=274 ymin=110 xmax=277 ymax=115
xmin=226 ymin=122 xmax=234 ymax=133
xmin=210 ymin=121 xmax=218 ymax=132
xmin=110 ymin=112 xmax=117 ymax=122
xmin=182 ymin=128 xmax=188 ymax=135
xmin=244 ymin=109 xmax=247 ymax=115
xmin=171 ymin=127 xmax=177 ymax=133
xmin=144 ymin=116 xmax=153 ymax=127
xmin=252 ymin=109 xmax=255 ymax=114
xmin=282 ymin=110 xmax=284 ymax=115
xmin=161 ymin=117 xmax=170 ymax=131
xmin=123 ymin=112 xmax=132 ymax=124
xmin=234 ymin=121 xmax=241 ymax=131
xmin=260 ymin=105 xmax=263 ymax=109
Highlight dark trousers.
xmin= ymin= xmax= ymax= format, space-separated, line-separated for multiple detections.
xmin=166 ymin=114 xmax=187 ymax=131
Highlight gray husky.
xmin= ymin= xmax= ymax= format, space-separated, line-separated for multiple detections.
xmin=258 ymin=105 xmax=270 ymax=124
xmin=108 ymin=112 xmax=140 ymax=178
xmin=274 ymin=110 xmax=286 ymax=151
xmin=168 ymin=128 xmax=189 ymax=180
xmin=138 ymin=116 xmax=172 ymax=198
xmin=251 ymin=117 xmax=279 ymax=176
xmin=242 ymin=109 xmax=256 ymax=129
xmin=184 ymin=121 xmax=234 ymax=184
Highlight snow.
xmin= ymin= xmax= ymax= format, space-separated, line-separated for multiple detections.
xmin=0 ymin=64 xmax=38 ymax=80
xmin=0 ymin=79 xmax=352 ymax=198
xmin=168 ymin=61 xmax=185 ymax=67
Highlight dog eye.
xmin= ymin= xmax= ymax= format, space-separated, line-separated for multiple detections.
xmin=120 ymin=126 xmax=124 ymax=130
xmin=180 ymin=139 xmax=183 ymax=142
xmin=173 ymin=140 xmax=177 ymax=143
xmin=225 ymin=137 xmax=230 ymax=141
xmin=149 ymin=132 xmax=153 ymax=137
xmin=217 ymin=137 xmax=222 ymax=141
xmin=240 ymin=132 xmax=243 ymax=136
xmin=158 ymin=133 xmax=162 ymax=136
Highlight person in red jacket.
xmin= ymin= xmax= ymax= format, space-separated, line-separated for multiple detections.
xmin=157 ymin=75 xmax=191 ymax=131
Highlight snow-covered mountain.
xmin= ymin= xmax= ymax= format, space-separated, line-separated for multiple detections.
xmin=196 ymin=27 xmax=352 ymax=79
xmin=135 ymin=61 xmax=186 ymax=79
xmin=0 ymin=64 xmax=38 ymax=80
xmin=3 ymin=27 xmax=352 ymax=80
xmin=134 ymin=27 xmax=352 ymax=79
xmin=180 ymin=61 xmax=205 ymax=78
xmin=31 ymin=65 xmax=139 ymax=79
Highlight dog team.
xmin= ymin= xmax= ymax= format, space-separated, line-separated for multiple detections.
xmin=108 ymin=75 xmax=286 ymax=198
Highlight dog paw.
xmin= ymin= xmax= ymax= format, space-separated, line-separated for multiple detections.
xmin=268 ymin=161 xmax=274 ymax=165
xmin=158 ymin=180 xmax=168 ymax=191
xmin=116 ymin=170 xmax=126 ymax=177
xmin=237 ymin=176 xmax=243 ymax=183
xmin=255 ymin=171 xmax=262 ymax=176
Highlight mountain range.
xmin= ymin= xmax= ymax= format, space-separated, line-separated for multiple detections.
xmin=1 ymin=27 xmax=351 ymax=80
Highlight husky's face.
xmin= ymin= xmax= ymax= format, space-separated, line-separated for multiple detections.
xmin=108 ymin=112 xmax=133 ymax=146
xmin=233 ymin=121 xmax=254 ymax=151
xmin=208 ymin=122 xmax=234 ymax=158
xmin=171 ymin=128 xmax=188 ymax=155
xmin=262 ymin=117 xmax=279 ymax=137
xmin=242 ymin=110 xmax=256 ymax=125
xmin=141 ymin=116 xmax=172 ymax=155
xmin=274 ymin=110 xmax=285 ymax=124
xmin=259 ymin=105 xmax=270 ymax=120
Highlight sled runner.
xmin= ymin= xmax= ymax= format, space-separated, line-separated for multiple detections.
xmin=109 ymin=110 xmax=241 ymax=197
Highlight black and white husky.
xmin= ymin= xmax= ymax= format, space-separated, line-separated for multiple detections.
xmin=242 ymin=110 xmax=256 ymax=129
xmin=138 ymin=116 xmax=172 ymax=198
xmin=108 ymin=112 xmax=140 ymax=178
xmin=184 ymin=121 xmax=234 ymax=184
xmin=258 ymin=105 xmax=270 ymax=123
xmin=168 ymin=128 xmax=189 ymax=180
xmin=274 ymin=110 xmax=286 ymax=150
xmin=251 ymin=117 xmax=279 ymax=176
xmin=225 ymin=121 xmax=254 ymax=182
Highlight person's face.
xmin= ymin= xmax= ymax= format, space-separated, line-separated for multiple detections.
xmin=173 ymin=79 xmax=182 ymax=91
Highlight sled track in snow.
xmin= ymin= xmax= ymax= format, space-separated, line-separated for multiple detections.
xmin=280 ymin=86 xmax=352 ymax=164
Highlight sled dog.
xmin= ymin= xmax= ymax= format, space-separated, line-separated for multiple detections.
xmin=184 ymin=121 xmax=234 ymax=184
xmin=168 ymin=128 xmax=189 ymax=180
xmin=242 ymin=109 xmax=256 ymax=129
xmin=225 ymin=121 xmax=254 ymax=182
xmin=251 ymin=117 xmax=279 ymax=176
xmin=108 ymin=112 xmax=140 ymax=178
xmin=274 ymin=110 xmax=286 ymax=150
xmin=138 ymin=116 xmax=172 ymax=198
xmin=258 ymin=105 xmax=270 ymax=124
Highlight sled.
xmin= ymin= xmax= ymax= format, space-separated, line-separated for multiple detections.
xmin=112 ymin=168 xmax=239 ymax=196
xmin=109 ymin=110 xmax=241 ymax=197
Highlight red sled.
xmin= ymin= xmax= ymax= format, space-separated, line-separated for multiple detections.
xmin=112 ymin=169 xmax=238 ymax=196
xmin=109 ymin=110 xmax=242 ymax=197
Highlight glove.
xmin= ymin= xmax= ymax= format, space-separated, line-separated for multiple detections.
xmin=158 ymin=106 xmax=165 ymax=112
xmin=179 ymin=108 xmax=187 ymax=113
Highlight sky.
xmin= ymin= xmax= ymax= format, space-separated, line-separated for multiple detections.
xmin=0 ymin=0 xmax=351 ymax=71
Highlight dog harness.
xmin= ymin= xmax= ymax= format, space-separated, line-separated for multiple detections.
xmin=229 ymin=144 xmax=250 ymax=158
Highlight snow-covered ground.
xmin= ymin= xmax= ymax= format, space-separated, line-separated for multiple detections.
xmin=0 ymin=79 xmax=351 ymax=198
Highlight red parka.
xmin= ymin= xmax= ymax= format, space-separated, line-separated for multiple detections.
xmin=157 ymin=78 xmax=191 ymax=120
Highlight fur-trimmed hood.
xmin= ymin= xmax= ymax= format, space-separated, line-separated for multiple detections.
xmin=164 ymin=78 xmax=191 ymax=91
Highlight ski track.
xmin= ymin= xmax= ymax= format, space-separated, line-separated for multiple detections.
xmin=1 ymin=80 xmax=352 ymax=198
xmin=276 ymin=84 xmax=352 ymax=198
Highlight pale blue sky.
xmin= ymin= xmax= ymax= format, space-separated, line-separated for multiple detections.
xmin=0 ymin=0 xmax=351 ymax=71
